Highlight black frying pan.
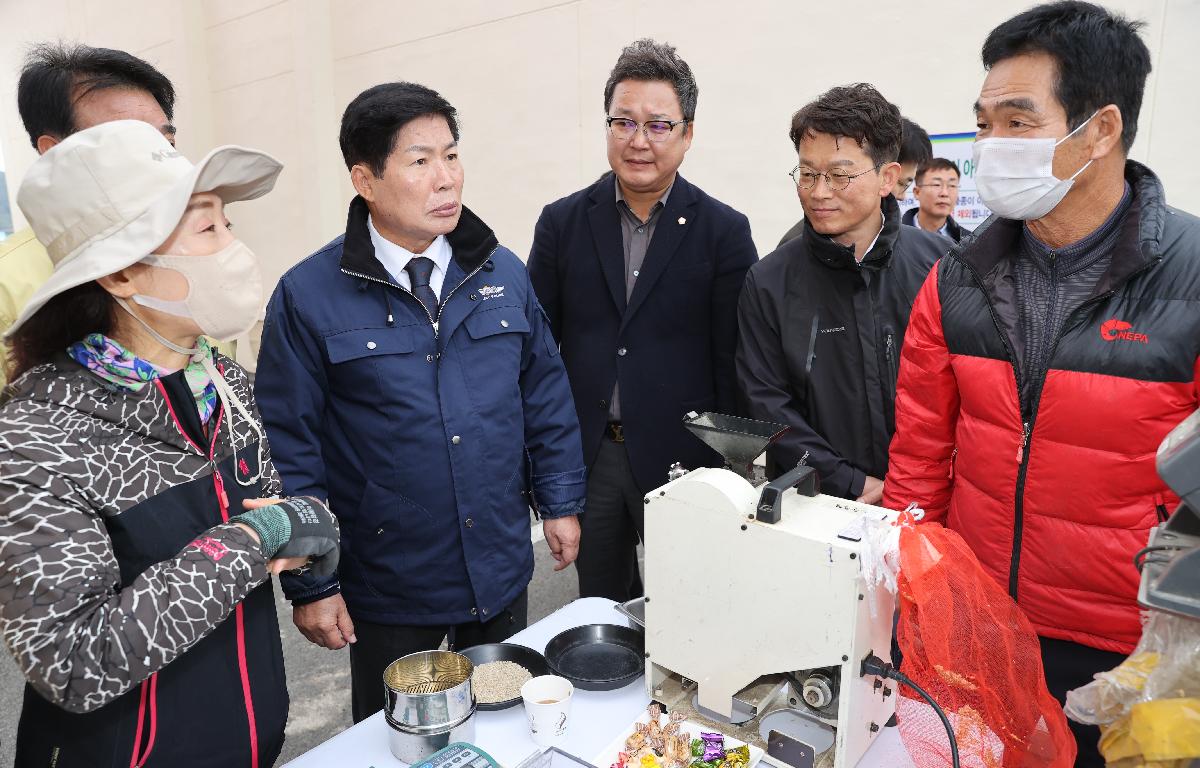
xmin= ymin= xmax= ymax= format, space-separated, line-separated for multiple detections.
xmin=543 ymin=624 xmax=645 ymax=691
xmin=459 ymin=642 xmax=550 ymax=711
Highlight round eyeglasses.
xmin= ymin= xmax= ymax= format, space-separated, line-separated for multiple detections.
xmin=790 ymin=163 xmax=884 ymax=191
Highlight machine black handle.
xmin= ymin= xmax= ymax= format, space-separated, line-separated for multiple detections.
xmin=756 ymin=464 xmax=819 ymax=524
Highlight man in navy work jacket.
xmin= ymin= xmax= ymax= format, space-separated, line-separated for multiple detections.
xmin=255 ymin=82 xmax=587 ymax=722
xmin=528 ymin=39 xmax=757 ymax=602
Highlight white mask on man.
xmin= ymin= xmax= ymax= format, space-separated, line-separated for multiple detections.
xmin=972 ymin=111 xmax=1098 ymax=221
xmin=131 ymin=239 xmax=263 ymax=342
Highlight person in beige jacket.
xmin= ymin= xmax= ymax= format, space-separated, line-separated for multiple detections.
xmin=0 ymin=230 xmax=52 ymax=386
xmin=1 ymin=43 xmax=177 ymax=387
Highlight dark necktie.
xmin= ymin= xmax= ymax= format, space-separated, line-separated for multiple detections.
xmin=404 ymin=256 xmax=439 ymax=320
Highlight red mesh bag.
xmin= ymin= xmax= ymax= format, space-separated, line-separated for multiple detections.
xmin=894 ymin=523 xmax=1077 ymax=768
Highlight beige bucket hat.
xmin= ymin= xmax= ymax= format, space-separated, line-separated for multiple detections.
xmin=6 ymin=119 xmax=282 ymax=337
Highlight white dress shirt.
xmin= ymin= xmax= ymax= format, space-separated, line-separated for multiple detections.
xmin=367 ymin=215 xmax=453 ymax=299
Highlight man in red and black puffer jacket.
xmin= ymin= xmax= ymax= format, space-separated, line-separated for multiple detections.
xmin=883 ymin=4 xmax=1200 ymax=766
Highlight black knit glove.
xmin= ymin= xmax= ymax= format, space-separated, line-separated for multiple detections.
xmin=233 ymin=496 xmax=341 ymax=577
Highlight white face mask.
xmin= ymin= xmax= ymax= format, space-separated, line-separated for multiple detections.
xmin=132 ymin=239 xmax=263 ymax=342
xmin=972 ymin=111 xmax=1098 ymax=221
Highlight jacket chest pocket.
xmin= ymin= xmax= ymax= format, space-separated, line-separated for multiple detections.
xmin=463 ymin=304 xmax=529 ymax=342
xmin=460 ymin=304 xmax=529 ymax=389
xmin=324 ymin=326 xmax=420 ymax=403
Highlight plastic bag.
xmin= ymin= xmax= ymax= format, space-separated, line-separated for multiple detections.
xmin=894 ymin=523 xmax=1077 ymax=767
xmin=1065 ymin=610 xmax=1200 ymax=766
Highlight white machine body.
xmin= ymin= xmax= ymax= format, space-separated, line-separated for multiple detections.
xmin=644 ymin=466 xmax=897 ymax=767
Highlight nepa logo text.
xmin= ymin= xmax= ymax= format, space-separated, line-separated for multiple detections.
xmin=1100 ymin=318 xmax=1148 ymax=344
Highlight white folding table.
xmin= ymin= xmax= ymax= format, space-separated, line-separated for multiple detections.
xmin=282 ymin=597 xmax=913 ymax=768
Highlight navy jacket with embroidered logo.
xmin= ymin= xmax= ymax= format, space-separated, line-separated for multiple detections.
xmin=256 ymin=197 xmax=586 ymax=626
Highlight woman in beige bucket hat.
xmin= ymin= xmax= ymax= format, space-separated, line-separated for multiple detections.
xmin=0 ymin=120 xmax=340 ymax=768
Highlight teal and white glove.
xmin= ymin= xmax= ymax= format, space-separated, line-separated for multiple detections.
xmin=233 ymin=496 xmax=340 ymax=577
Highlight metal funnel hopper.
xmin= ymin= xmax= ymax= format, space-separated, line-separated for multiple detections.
xmin=683 ymin=412 xmax=790 ymax=480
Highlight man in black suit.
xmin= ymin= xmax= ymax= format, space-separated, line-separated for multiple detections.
xmin=528 ymin=39 xmax=757 ymax=602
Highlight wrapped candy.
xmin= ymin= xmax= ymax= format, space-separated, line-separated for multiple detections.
xmin=647 ymin=716 xmax=664 ymax=741
xmin=721 ymin=746 xmax=751 ymax=768
xmin=690 ymin=739 xmax=705 ymax=758
xmin=663 ymin=735 xmax=692 ymax=768
xmin=639 ymin=754 xmax=660 ymax=768
xmin=700 ymin=733 xmax=725 ymax=762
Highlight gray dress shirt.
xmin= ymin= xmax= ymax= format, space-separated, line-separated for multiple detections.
xmin=609 ymin=181 xmax=672 ymax=420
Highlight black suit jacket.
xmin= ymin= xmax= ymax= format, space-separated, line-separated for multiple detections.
xmin=528 ymin=172 xmax=758 ymax=492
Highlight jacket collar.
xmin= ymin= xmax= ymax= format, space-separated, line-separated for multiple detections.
xmin=804 ymin=194 xmax=901 ymax=271
xmin=8 ymin=353 xmax=224 ymax=457
xmin=339 ymin=195 xmax=500 ymax=283
xmin=956 ymin=160 xmax=1164 ymax=295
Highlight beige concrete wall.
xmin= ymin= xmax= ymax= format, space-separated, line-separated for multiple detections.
xmin=1 ymin=0 xmax=1195 ymax=306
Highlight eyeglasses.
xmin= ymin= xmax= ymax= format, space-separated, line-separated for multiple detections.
xmin=917 ymin=181 xmax=961 ymax=192
xmin=790 ymin=163 xmax=884 ymax=191
xmin=606 ymin=116 xmax=688 ymax=143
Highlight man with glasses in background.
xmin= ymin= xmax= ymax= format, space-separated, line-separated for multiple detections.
xmin=903 ymin=157 xmax=971 ymax=243
xmin=736 ymin=84 xmax=946 ymax=502
xmin=528 ymin=39 xmax=757 ymax=602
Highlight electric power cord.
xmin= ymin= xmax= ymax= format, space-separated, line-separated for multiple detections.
xmin=862 ymin=654 xmax=960 ymax=768
xmin=1134 ymin=543 xmax=1185 ymax=572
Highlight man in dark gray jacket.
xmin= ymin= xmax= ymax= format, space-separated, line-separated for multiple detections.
xmin=737 ymin=84 xmax=947 ymax=503
xmin=777 ymin=116 xmax=932 ymax=247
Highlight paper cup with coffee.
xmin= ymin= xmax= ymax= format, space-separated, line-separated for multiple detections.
xmin=520 ymin=675 xmax=574 ymax=747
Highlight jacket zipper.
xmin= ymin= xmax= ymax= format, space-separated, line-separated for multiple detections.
xmin=340 ymin=269 xmax=437 ymax=332
xmin=1005 ymin=252 xmax=1061 ymax=597
xmin=152 ymin=381 xmax=260 ymax=766
xmin=340 ymin=246 xmax=499 ymax=340
xmin=207 ymin=415 xmax=261 ymax=768
xmin=128 ymin=672 xmax=158 ymax=768
xmin=885 ymin=332 xmax=898 ymax=391
xmin=960 ymin=258 xmax=1033 ymax=600
xmin=440 ymin=246 xmax=498 ymax=309
xmin=964 ymin=253 xmax=1157 ymax=601
xmin=883 ymin=330 xmax=900 ymax=449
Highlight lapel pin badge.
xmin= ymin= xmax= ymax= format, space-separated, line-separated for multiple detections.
xmin=678 ymin=216 xmax=687 ymax=225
